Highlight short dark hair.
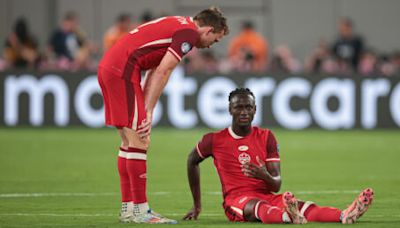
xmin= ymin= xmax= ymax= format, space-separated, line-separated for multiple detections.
xmin=229 ymin=88 xmax=255 ymax=102
xmin=193 ymin=6 xmax=229 ymax=35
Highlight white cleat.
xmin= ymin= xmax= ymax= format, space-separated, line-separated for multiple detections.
xmin=119 ymin=211 xmax=135 ymax=223
xmin=342 ymin=188 xmax=374 ymax=224
xmin=133 ymin=210 xmax=178 ymax=224
xmin=282 ymin=191 xmax=307 ymax=224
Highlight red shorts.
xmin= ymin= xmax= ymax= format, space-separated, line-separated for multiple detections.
xmin=223 ymin=192 xmax=284 ymax=222
xmin=98 ymin=67 xmax=146 ymax=129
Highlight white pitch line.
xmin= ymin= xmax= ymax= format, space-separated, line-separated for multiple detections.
xmin=0 ymin=213 xmax=222 ymax=217
xmin=0 ymin=192 xmax=117 ymax=198
xmin=0 ymin=190 xmax=361 ymax=198
xmin=295 ymin=190 xmax=360 ymax=195
xmin=0 ymin=213 xmax=115 ymax=217
xmin=0 ymin=213 xmax=398 ymax=218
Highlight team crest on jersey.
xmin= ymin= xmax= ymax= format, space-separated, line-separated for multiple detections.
xmin=181 ymin=42 xmax=191 ymax=54
xmin=238 ymin=152 xmax=251 ymax=164
xmin=238 ymin=145 xmax=248 ymax=151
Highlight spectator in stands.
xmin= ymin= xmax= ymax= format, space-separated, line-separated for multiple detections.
xmin=184 ymin=49 xmax=219 ymax=74
xmin=377 ymin=54 xmax=397 ymax=76
xmin=270 ymin=45 xmax=302 ymax=73
xmin=305 ymin=39 xmax=332 ymax=74
xmin=103 ymin=14 xmax=133 ymax=51
xmin=228 ymin=20 xmax=268 ymax=72
xmin=358 ymin=49 xmax=378 ymax=75
xmin=0 ymin=58 xmax=6 ymax=71
xmin=392 ymin=51 xmax=400 ymax=75
xmin=47 ymin=11 xmax=92 ymax=71
xmin=3 ymin=17 xmax=40 ymax=69
xmin=332 ymin=17 xmax=364 ymax=72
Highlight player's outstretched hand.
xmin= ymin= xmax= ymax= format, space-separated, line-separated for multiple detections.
xmin=183 ymin=206 xmax=201 ymax=220
xmin=137 ymin=112 xmax=152 ymax=138
xmin=241 ymin=156 xmax=269 ymax=180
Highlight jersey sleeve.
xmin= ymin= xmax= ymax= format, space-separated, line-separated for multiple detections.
xmin=168 ymin=28 xmax=199 ymax=61
xmin=266 ymin=131 xmax=280 ymax=163
xmin=196 ymin=133 xmax=213 ymax=159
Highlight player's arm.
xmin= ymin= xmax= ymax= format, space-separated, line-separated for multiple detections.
xmin=265 ymin=159 xmax=281 ymax=192
xmin=183 ymin=147 xmax=205 ymax=220
xmin=241 ymin=157 xmax=281 ymax=192
xmin=137 ymin=52 xmax=179 ymax=137
xmin=138 ymin=28 xmax=198 ymax=137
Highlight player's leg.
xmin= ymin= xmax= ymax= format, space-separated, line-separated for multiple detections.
xmin=116 ymin=129 xmax=136 ymax=222
xmin=243 ymin=199 xmax=293 ymax=224
xmin=224 ymin=194 xmax=304 ymax=224
xmin=299 ymin=201 xmax=342 ymax=223
xmin=341 ymin=188 xmax=374 ymax=224
xmin=121 ymin=83 xmax=177 ymax=224
xmin=98 ymin=69 xmax=135 ymax=223
xmin=244 ymin=192 xmax=307 ymax=224
xmin=298 ymin=188 xmax=374 ymax=223
xmin=121 ymin=127 xmax=149 ymax=215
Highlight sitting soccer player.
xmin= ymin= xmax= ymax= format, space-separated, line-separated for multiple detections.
xmin=183 ymin=88 xmax=373 ymax=224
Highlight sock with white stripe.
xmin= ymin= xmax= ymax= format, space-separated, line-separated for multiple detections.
xmin=126 ymin=147 xmax=148 ymax=206
xmin=118 ymin=147 xmax=132 ymax=203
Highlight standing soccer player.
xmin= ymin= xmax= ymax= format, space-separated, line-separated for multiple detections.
xmin=183 ymin=88 xmax=374 ymax=224
xmin=98 ymin=7 xmax=229 ymax=224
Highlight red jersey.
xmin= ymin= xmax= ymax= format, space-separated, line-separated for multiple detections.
xmin=99 ymin=16 xmax=199 ymax=84
xmin=196 ymin=126 xmax=280 ymax=199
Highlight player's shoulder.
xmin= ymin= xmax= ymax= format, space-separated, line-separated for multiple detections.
xmin=252 ymin=126 xmax=277 ymax=140
xmin=201 ymin=128 xmax=228 ymax=140
xmin=252 ymin=126 xmax=271 ymax=134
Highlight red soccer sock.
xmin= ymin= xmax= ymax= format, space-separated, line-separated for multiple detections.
xmin=304 ymin=204 xmax=342 ymax=222
xmin=118 ymin=147 xmax=132 ymax=202
xmin=256 ymin=201 xmax=287 ymax=224
xmin=126 ymin=147 xmax=147 ymax=204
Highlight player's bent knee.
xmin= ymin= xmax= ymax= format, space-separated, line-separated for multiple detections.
xmin=244 ymin=199 xmax=261 ymax=222
xmin=123 ymin=127 xmax=150 ymax=150
xmin=141 ymin=136 xmax=150 ymax=147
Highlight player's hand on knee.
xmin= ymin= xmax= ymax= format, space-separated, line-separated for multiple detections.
xmin=137 ymin=112 xmax=153 ymax=138
xmin=182 ymin=206 xmax=201 ymax=220
xmin=137 ymin=119 xmax=152 ymax=138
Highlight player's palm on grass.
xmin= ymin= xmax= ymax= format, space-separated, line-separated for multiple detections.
xmin=183 ymin=206 xmax=201 ymax=220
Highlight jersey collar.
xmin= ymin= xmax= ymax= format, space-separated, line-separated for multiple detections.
xmin=228 ymin=126 xmax=244 ymax=139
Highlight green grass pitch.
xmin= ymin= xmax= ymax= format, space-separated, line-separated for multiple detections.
xmin=0 ymin=128 xmax=399 ymax=227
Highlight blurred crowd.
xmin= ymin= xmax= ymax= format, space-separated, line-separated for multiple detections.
xmin=2 ymin=11 xmax=400 ymax=76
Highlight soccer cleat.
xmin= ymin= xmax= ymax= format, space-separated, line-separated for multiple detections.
xmin=341 ymin=188 xmax=374 ymax=224
xmin=282 ymin=191 xmax=307 ymax=224
xmin=133 ymin=210 xmax=178 ymax=224
xmin=118 ymin=202 xmax=135 ymax=223
xmin=119 ymin=211 xmax=135 ymax=223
